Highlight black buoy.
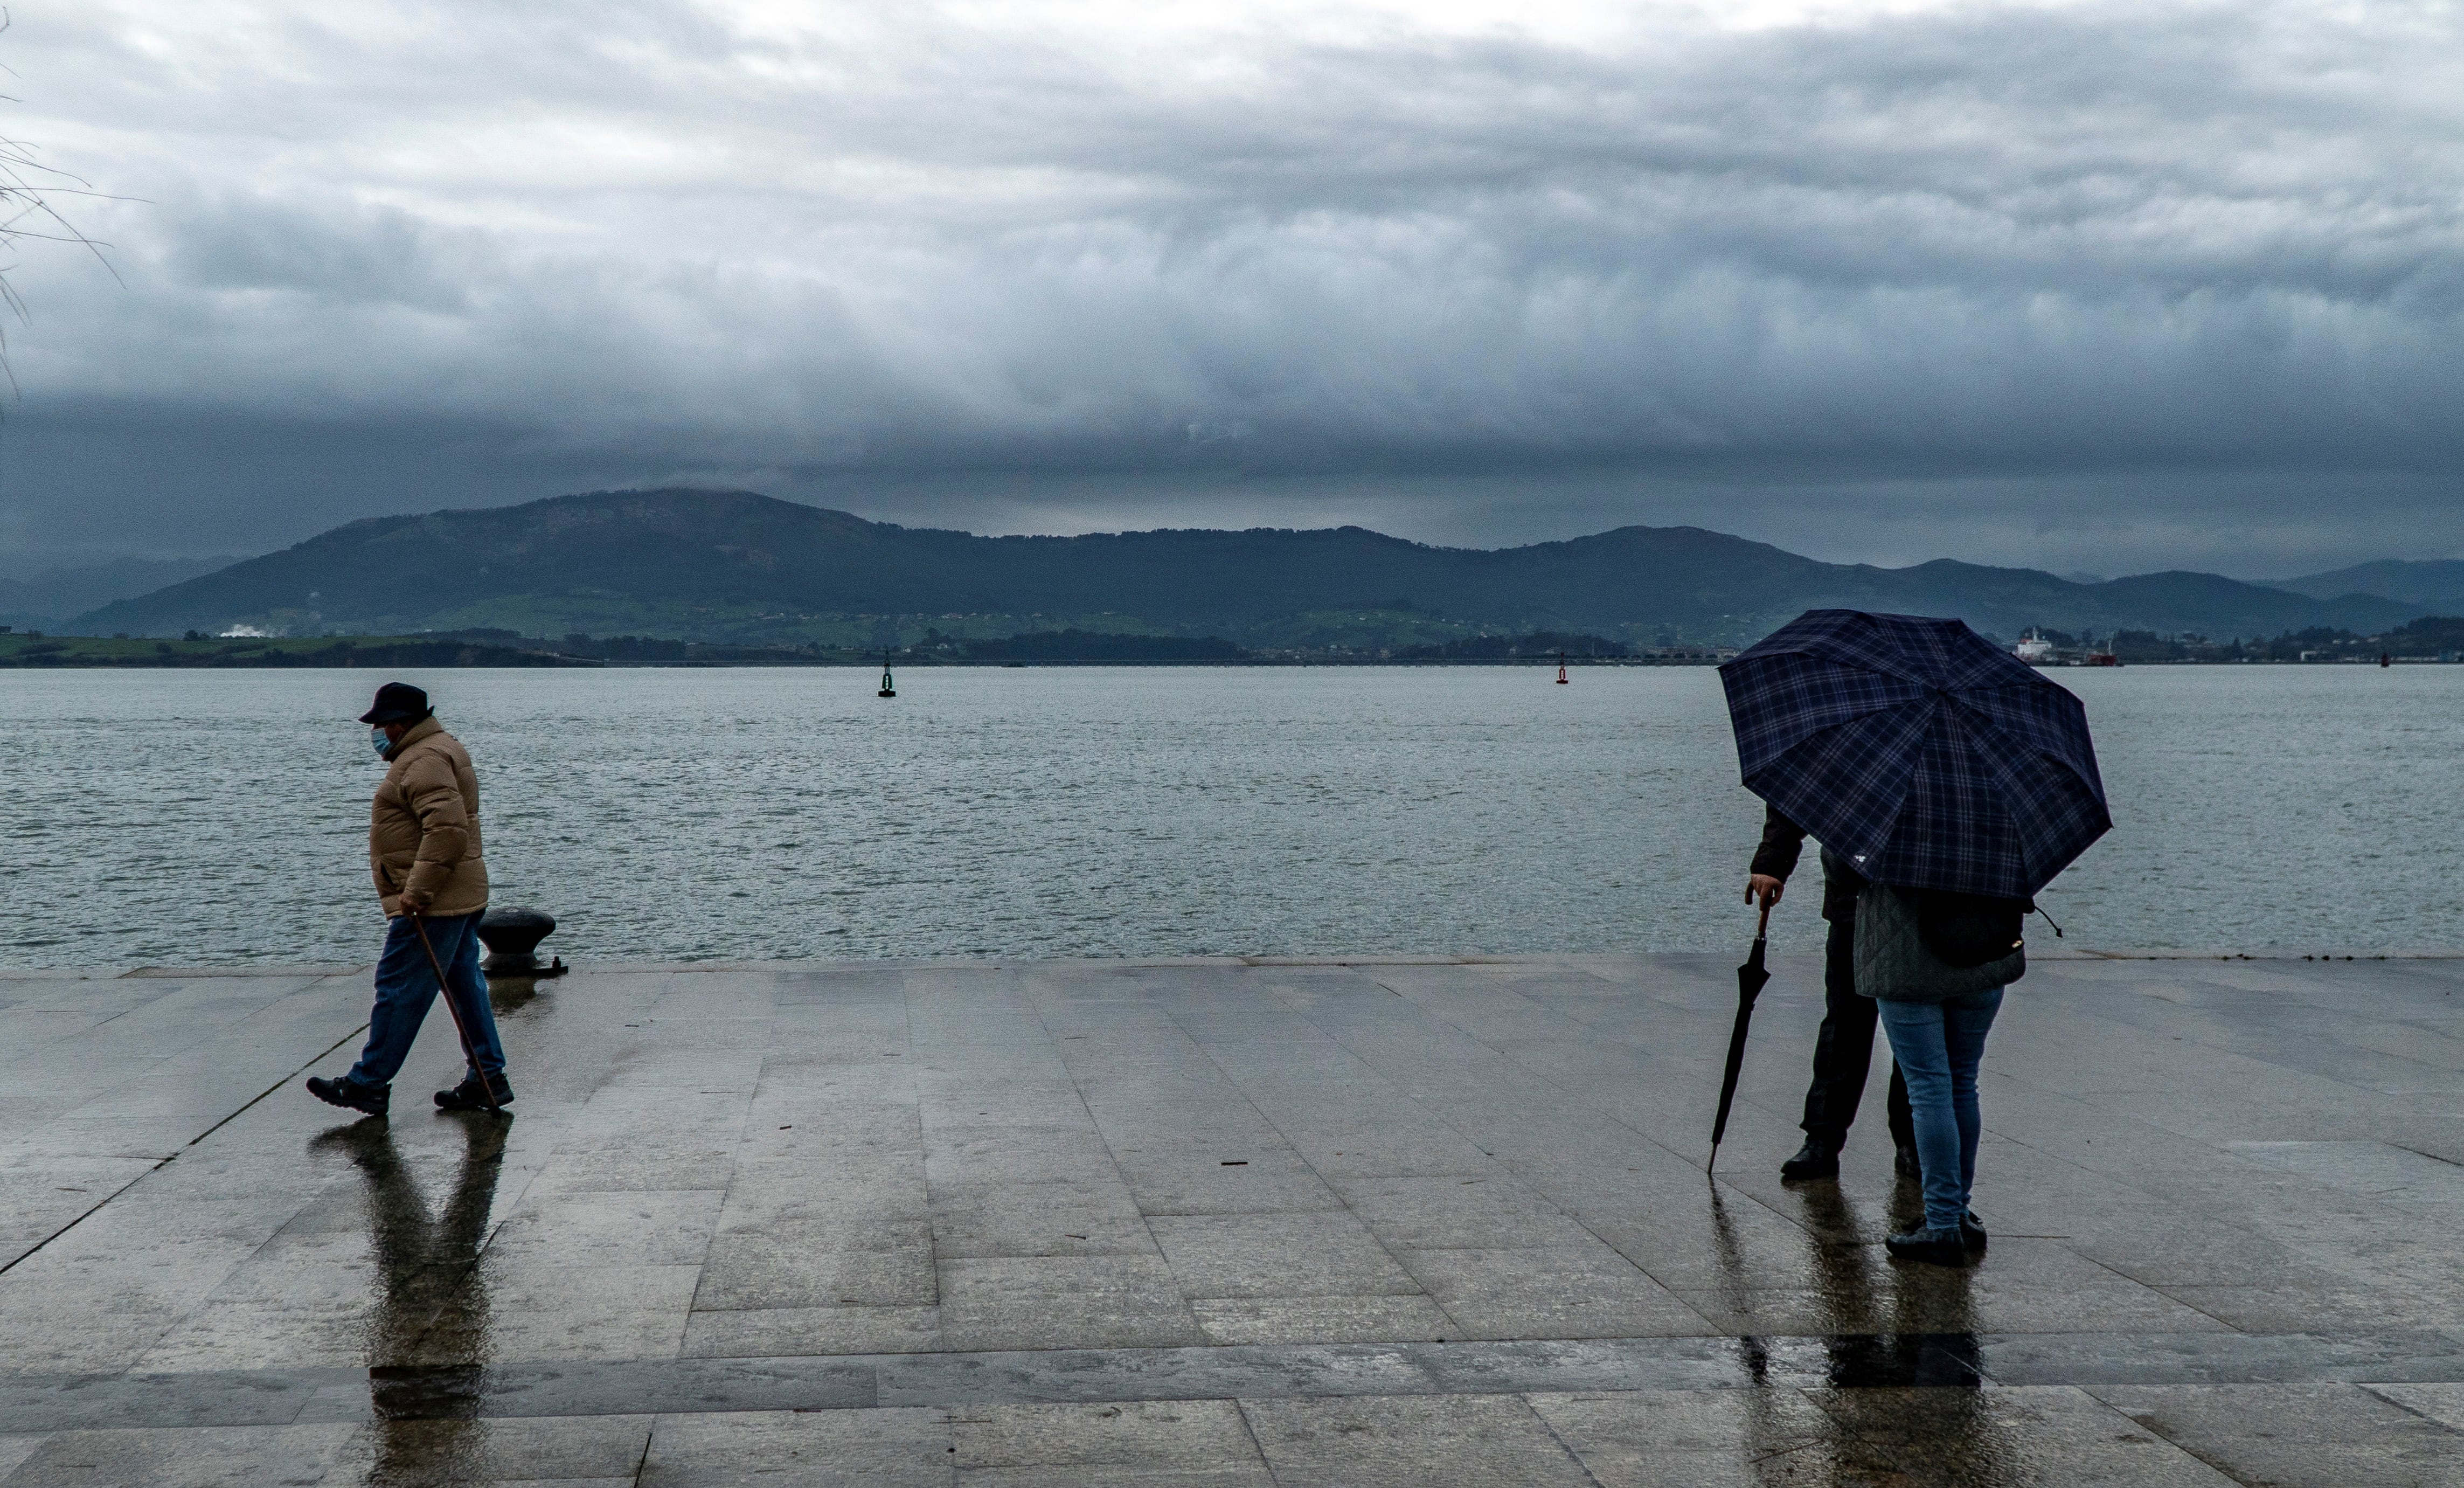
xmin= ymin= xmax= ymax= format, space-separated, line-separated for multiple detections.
xmin=1556 ymin=648 xmax=1570 ymax=684
xmin=878 ymin=654 xmax=897 ymax=697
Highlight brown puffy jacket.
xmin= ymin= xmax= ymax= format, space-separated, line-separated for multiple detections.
xmin=369 ymin=716 xmax=490 ymax=919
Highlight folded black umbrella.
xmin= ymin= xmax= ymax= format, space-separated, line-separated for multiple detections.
xmin=1709 ymin=904 xmax=1772 ymax=1173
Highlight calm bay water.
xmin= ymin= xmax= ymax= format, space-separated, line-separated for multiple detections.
xmin=3 ymin=665 xmax=2458 ymax=968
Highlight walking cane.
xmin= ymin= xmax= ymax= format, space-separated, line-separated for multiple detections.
xmin=406 ymin=911 xmax=504 ymax=1117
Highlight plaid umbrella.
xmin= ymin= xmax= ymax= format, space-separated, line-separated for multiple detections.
xmin=1719 ymin=610 xmax=2111 ymax=899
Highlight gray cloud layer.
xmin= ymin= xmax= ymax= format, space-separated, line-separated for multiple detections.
xmin=3 ymin=0 xmax=2461 ymax=572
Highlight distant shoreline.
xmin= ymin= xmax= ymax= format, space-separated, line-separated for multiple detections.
xmin=3 ymin=629 xmax=1735 ymax=669
xmin=8 ymin=638 xmax=2459 ymax=670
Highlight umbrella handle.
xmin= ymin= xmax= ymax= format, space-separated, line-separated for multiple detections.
xmin=1755 ymin=903 xmax=1771 ymax=941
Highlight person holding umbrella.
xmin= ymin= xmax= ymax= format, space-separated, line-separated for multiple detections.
xmin=1744 ymin=808 xmax=1914 ymax=1182
xmin=1719 ymin=611 xmax=2110 ymax=1265
xmin=307 ymin=683 xmax=514 ymax=1119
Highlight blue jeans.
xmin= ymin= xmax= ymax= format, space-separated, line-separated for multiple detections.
xmin=1875 ymin=986 xmax=2003 ymax=1232
xmin=345 ymin=911 xmax=506 ymax=1090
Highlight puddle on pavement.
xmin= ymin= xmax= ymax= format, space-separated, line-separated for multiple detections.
xmin=1711 ymin=1171 xmax=2005 ymax=1473
xmin=311 ymin=1112 xmax=509 ymax=1482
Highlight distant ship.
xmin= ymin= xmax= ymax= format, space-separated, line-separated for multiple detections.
xmin=2015 ymin=631 xmax=2119 ymax=667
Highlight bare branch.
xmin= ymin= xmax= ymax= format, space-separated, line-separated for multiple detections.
xmin=0 ymin=8 xmax=121 ymax=390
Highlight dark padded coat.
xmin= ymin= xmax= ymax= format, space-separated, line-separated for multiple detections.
xmin=1748 ymin=804 xmax=1865 ymax=924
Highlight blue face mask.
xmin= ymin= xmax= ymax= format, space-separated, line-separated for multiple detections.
xmin=372 ymin=726 xmax=393 ymax=758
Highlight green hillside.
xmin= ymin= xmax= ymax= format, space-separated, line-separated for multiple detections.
xmin=72 ymin=488 xmax=2422 ymax=647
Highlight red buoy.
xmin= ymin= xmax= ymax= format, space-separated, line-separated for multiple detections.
xmin=1556 ymin=649 xmax=1570 ymax=684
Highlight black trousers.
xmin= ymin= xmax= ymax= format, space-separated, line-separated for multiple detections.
xmin=1802 ymin=916 xmax=1914 ymax=1150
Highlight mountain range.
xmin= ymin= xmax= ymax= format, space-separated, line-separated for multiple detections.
xmin=1 ymin=555 xmax=245 ymax=630
xmin=67 ymin=488 xmax=2438 ymax=648
xmin=2268 ymin=559 xmax=2464 ymax=617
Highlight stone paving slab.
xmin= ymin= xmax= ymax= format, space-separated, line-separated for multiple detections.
xmin=4 ymin=954 xmax=2464 ymax=1484
xmin=12 ymin=1329 xmax=2464 ymax=1435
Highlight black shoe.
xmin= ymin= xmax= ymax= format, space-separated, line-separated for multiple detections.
xmin=1780 ymin=1140 xmax=1840 ymax=1181
xmin=434 ymin=1072 xmax=514 ymax=1112
xmin=1894 ymin=1141 xmax=1922 ymax=1179
xmin=307 ymin=1075 xmax=390 ymax=1118
xmin=1960 ymin=1212 xmax=1988 ymax=1255
xmin=1885 ymin=1227 xmax=1969 ymax=1267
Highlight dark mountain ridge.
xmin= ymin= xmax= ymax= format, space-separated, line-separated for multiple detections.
xmin=1 ymin=554 xmax=243 ymax=628
xmin=73 ymin=488 xmax=2423 ymax=646
xmin=2272 ymin=559 xmax=2464 ymax=616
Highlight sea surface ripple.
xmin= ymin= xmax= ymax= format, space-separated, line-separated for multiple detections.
xmin=2 ymin=665 xmax=2454 ymax=967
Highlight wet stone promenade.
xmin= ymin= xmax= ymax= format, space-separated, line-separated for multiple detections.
xmin=5 ymin=953 xmax=2464 ymax=1485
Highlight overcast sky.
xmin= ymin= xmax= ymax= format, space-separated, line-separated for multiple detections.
xmin=1 ymin=0 xmax=2459 ymax=577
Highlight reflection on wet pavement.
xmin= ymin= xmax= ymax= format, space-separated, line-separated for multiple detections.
xmin=1709 ymin=1171 xmax=2003 ymax=1479
xmin=5 ymin=953 xmax=2464 ymax=1483
xmin=315 ymin=1115 xmax=508 ymax=1484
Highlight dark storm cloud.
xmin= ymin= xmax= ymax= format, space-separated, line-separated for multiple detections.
xmin=3 ymin=0 xmax=2462 ymax=570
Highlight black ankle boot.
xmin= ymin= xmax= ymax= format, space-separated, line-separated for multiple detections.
xmin=434 ymin=1072 xmax=515 ymax=1112
xmin=1780 ymin=1140 xmax=1840 ymax=1181
xmin=1885 ymin=1227 xmax=1968 ymax=1266
xmin=1960 ymin=1212 xmax=1988 ymax=1255
xmin=307 ymin=1075 xmax=390 ymax=1118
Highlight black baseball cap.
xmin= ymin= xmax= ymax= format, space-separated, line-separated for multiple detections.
xmin=358 ymin=682 xmax=434 ymax=725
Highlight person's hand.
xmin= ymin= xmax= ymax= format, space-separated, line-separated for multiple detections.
xmin=399 ymin=898 xmax=427 ymax=919
xmin=1746 ymin=874 xmax=1785 ymax=910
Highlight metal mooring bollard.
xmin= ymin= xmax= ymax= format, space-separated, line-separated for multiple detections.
xmin=477 ymin=906 xmax=566 ymax=978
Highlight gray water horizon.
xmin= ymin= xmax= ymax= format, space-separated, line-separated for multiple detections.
xmin=3 ymin=666 xmax=2454 ymax=969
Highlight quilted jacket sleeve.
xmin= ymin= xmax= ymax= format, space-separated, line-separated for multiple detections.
xmin=398 ymin=751 xmax=471 ymax=906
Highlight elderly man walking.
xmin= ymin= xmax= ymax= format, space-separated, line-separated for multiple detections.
xmin=307 ymin=683 xmax=513 ymax=1118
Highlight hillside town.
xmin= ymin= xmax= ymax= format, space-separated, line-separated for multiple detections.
xmin=2012 ymin=615 xmax=2464 ymax=665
